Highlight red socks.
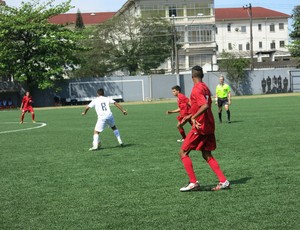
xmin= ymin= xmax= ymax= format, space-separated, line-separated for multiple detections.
xmin=178 ymin=127 xmax=186 ymax=139
xmin=181 ymin=156 xmax=197 ymax=183
xmin=32 ymin=113 xmax=35 ymax=121
xmin=207 ymin=157 xmax=227 ymax=183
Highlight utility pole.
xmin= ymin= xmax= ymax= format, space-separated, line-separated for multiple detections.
xmin=172 ymin=15 xmax=179 ymax=74
xmin=243 ymin=3 xmax=254 ymax=70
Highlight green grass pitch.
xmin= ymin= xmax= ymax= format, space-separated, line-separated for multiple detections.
xmin=0 ymin=94 xmax=299 ymax=229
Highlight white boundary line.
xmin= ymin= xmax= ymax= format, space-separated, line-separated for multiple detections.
xmin=0 ymin=122 xmax=47 ymax=134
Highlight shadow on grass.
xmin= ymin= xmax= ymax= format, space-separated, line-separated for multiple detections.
xmin=194 ymin=177 xmax=252 ymax=192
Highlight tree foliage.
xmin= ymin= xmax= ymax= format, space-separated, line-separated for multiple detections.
xmin=75 ymin=9 xmax=85 ymax=30
xmin=219 ymin=51 xmax=250 ymax=95
xmin=0 ymin=0 xmax=87 ymax=89
xmin=76 ymin=15 xmax=173 ymax=77
xmin=289 ymin=5 xmax=300 ymax=58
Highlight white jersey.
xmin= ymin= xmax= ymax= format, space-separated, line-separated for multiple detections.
xmin=88 ymin=96 xmax=116 ymax=118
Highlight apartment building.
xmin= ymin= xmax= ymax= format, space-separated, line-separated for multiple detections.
xmin=215 ymin=7 xmax=290 ymax=64
xmin=116 ymin=0 xmax=216 ymax=73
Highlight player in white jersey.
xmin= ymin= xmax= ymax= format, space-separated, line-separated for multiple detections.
xmin=82 ymin=88 xmax=127 ymax=151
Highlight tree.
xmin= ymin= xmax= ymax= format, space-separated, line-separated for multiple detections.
xmin=289 ymin=5 xmax=300 ymax=59
xmin=219 ymin=51 xmax=250 ymax=95
xmin=0 ymin=0 xmax=87 ymax=90
xmin=77 ymin=15 xmax=174 ymax=76
xmin=75 ymin=9 xmax=85 ymax=30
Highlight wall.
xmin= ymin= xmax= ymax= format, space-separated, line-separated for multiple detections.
xmin=31 ymin=68 xmax=297 ymax=107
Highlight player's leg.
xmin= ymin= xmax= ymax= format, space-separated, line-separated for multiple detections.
xmin=179 ymin=148 xmax=200 ymax=192
xmin=31 ymin=111 xmax=35 ymax=123
xmin=178 ymin=131 xmax=200 ymax=192
xmin=177 ymin=120 xmax=186 ymax=142
xmin=202 ymin=149 xmax=230 ymax=190
xmin=217 ymin=99 xmax=223 ymax=123
xmin=108 ymin=116 xmax=123 ymax=146
xmin=224 ymin=103 xmax=231 ymax=123
xmin=20 ymin=110 xmax=26 ymax=124
xmin=90 ymin=119 xmax=104 ymax=150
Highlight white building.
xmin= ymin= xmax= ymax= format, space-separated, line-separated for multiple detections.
xmin=116 ymin=0 xmax=217 ymax=73
xmin=215 ymin=7 xmax=290 ymax=65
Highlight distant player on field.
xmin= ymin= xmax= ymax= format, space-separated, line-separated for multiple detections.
xmin=166 ymin=85 xmax=191 ymax=142
xmin=20 ymin=91 xmax=36 ymax=124
xmin=178 ymin=66 xmax=230 ymax=192
xmin=81 ymin=88 xmax=127 ymax=151
xmin=215 ymin=76 xmax=231 ymax=123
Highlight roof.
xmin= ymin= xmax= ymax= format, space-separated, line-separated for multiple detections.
xmin=48 ymin=12 xmax=115 ymax=25
xmin=215 ymin=7 xmax=290 ymax=21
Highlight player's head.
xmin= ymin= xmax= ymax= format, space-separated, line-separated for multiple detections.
xmin=171 ymin=85 xmax=181 ymax=96
xmin=25 ymin=91 xmax=30 ymax=96
xmin=219 ymin=76 xmax=225 ymax=84
xmin=97 ymin=88 xmax=104 ymax=96
xmin=192 ymin=65 xmax=204 ymax=79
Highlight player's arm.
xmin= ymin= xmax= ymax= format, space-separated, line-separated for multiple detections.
xmin=227 ymin=89 xmax=232 ymax=105
xmin=215 ymin=88 xmax=218 ymax=105
xmin=114 ymin=102 xmax=127 ymax=115
xmin=166 ymin=108 xmax=180 ymax=114
xmin=81 ymin=106 xmax=90 ymax=116
xmin=191 ymin=103 xmax=209 ymax=129
xmin=20 ymin=100 xmax=24 ymax=110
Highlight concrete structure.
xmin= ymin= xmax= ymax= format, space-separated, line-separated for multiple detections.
xmin=215 ymin=7 xmax=290 ymax=65
xmin=116 ymin=0 xmax=217 ymax=73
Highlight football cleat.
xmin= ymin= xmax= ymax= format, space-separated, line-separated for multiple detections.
xmin=180 ymin=181 xmax=200 ymax=192
xmin=177 ymin=139 xmax=184 ymax=143
xmin=89 ymin=146 xmax=98 ymax=151
xmin=211 ymin=180 xmax=230 ymax=191
xmin=32 ymin=120 xmax=36 ymax=123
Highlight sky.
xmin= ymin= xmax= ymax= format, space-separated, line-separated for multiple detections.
xmin=4 ymin=0 xmax=299 ymax=15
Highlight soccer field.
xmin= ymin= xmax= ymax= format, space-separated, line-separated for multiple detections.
xmin=0 ymin=94 xmax=299 ymax=229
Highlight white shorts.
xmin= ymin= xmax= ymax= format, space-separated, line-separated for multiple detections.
xmin=94 ymin=115 xmax=115 ymax=132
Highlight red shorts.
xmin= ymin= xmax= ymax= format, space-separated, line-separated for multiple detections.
xmin=22 ymin=107 xmax=34 ymax=113
xmin=181 ymin=129 xmax=216 ymax=152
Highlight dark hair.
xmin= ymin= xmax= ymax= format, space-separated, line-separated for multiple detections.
xmin=97 ymin=88 xmax=104 ymax=96
xmin=192 ymin=65 xmax=204 ymax=78
xmin=171 ymin=85 xmax=181 ymax=92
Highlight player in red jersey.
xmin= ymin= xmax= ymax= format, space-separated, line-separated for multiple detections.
xmin=179 ymin=65 xmax=230 ymax=192
xmin=166 ymin=85 xmax=192 ymax=142
xmin=20 ymin=91 xmax=36 ymax=124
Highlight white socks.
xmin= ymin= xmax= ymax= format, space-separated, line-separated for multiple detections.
xmin=93 ymin=134 xmax=100 ymax=148
xmin=113 ymin=129 xmax=123 ymax=144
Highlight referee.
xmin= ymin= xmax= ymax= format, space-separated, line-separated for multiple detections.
xmin=215 ymin=76 xmax=231 ymax=123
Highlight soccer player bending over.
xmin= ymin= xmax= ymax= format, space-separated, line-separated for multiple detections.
xmin=166 ymin=85 xmax=192 ymax=142
xmin=179 ymin=66 xmax=230 ymax=192
xmin=82 ymin=88 xmax=127 ymax=151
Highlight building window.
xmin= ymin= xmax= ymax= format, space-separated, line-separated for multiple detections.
xmin=279 ymin=23 xmax=284 ymax=30
xmin=239 ymin=44 xmax=243 ymax=51
xmin=246 ymin=43 xmax=250 ymax=50
xmin=228 ymin=43 xmax=232 ymax=50
xmin=258 ymin=24 xmax=262 ymax=31
xmin=259 ymin=41 xmax=263 ymax=48
xmin=189 ymin=54 xmax=211 ymax=68
xmin=187 ymin=25 xmax=214 ymax=43
xmin=186 ymin=2 xmax=211 ymax=16
xmin=280 ymin=41 xmax=285 ymax=47
xmin=241 ymin=26 xmax=246 ymax=32
xmin=270 ymin=24 xmax=275 ymax=32
xmin=270 ymin=41 xmax=276 ymax=49
xmin=169 ymin=6 xmax=177 ymax=17
xmin=227 ymin=24 xmax=231 ymax=32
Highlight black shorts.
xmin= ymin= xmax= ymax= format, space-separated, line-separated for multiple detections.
xmin=217 ymin=98 xmax=228 ymax=107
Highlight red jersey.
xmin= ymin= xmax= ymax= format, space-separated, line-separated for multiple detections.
xmin=22 ymin=96 xmax=33 ymax=109
xmin=190 ymin=82 xmax=215 ymax=135
xmin=177 ymin=93 xmax=190 ymax=116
